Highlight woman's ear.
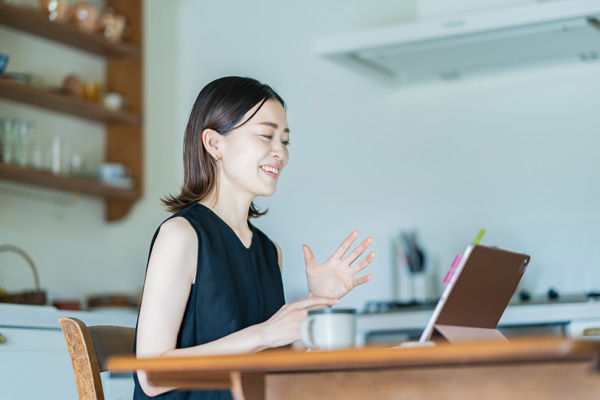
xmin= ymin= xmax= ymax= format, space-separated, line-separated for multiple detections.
xmin=201 ymin=129 xmax=222 ymax=161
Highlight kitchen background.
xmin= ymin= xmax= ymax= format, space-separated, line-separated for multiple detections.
xmin=1 ymin=0 xmax=599 ymax=310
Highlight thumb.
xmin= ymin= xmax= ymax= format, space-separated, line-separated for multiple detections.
xmin=303 ymin=244 xmax=316 ymax=266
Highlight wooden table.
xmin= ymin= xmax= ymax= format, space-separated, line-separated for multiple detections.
xmin=107 ymin=338 xmax=600 ymax=400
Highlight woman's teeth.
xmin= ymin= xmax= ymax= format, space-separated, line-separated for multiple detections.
xmin=261 ymin=166 xmax=279 ymax=175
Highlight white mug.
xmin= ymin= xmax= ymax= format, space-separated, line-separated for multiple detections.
xmin=301 ymin=308 xmax=357 ymax=350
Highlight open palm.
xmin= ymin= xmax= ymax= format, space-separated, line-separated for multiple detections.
xmin=304 ymin=231 xmax=375 ymax=299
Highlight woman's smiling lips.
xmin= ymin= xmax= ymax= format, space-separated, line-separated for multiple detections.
xmin=260 ymin=164 xmax=280 ymax=179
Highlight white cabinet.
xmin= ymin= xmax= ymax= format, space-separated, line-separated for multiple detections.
xmin=0 ymin=327 xmax=78 ymax=399
xmin=0 ymin=304 xmax=137 ymax=400
xmin=0 ymin=326 xmax=134 ymax=400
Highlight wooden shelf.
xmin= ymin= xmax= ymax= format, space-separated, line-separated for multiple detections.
xmin=0 ymin=163 xmax=140 ymax=201
xmin=0 ymin=2 xmax=140 ymax=58
xmin=0 ymin=78 xmax=141 ymax=124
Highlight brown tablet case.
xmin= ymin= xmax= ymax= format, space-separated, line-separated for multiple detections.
xmin=420 ymin=245 xmax=530 ymax=343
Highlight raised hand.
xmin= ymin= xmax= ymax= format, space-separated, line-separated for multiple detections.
xmin=304 ymin=231 xmax=375 ymax=299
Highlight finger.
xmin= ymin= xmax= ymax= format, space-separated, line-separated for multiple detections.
xmin=352 ymin=274 xmax=373 ymax=288
xmin=350 ymin=251 xmax=376 ymax=275
xmin=329 ymin=231 xmax=359 ymax=261
xmin=303 ymin=245 xmax=317 ymax=267
xmin=295 ymin=296 xmax=340 ymax=309
xmin=344 ymin=237 xmax=373 ymax=265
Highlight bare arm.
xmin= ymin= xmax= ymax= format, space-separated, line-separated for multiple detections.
xmin=136 ymin=218 xmax=338 ymax=397
xmin=273 ymin=240 xmax=283 ymax=273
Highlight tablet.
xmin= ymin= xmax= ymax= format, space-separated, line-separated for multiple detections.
xmin=419 ymin=244 xmax=530 ymax=343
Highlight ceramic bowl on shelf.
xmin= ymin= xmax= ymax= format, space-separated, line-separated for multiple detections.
xmin=97 ymin=8 xmax=128 ymax=42
xmin=39 ymin=0 xmax=68 ymax=22
xmin=61 ymin=73 xmax=83 ymax=97
xmin=103 ymin=92 xmax=129 ymax=110
xmin=68 ymin=1 xmax=100 ymax=33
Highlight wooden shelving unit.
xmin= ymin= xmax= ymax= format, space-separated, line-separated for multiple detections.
xmin=0 ymin=0 xmax=143 ymax=221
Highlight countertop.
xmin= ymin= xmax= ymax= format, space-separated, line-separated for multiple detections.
xmin=0 ymin=303 xmax=138 ymax=329
xmin=357 ymin=297 xmax=600 ymax=337
xmin=4 ymin=297 xmax=600 ymax=335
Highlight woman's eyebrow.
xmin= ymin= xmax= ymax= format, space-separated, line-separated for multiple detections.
xmin=258 ymin=122 xmax=290 ymax=133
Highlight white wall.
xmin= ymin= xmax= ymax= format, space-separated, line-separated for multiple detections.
xmin=175 ymin=0 xmax=600 ymax=308
xmin=1 ymin=0 xmax=598 ymax=311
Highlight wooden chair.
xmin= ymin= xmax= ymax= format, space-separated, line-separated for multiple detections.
xmin=59 ymin=317 xmax=135 ymax=400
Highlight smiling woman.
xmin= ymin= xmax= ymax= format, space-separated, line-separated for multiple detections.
xmin=133 ymin=76 xmax=376 ymax=400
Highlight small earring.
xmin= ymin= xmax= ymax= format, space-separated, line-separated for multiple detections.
xmin=214 ymin=155 xmax=222 ymax=161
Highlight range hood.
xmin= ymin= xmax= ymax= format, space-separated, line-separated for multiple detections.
xmin=315 ymin=0 xmax=600 ymax=85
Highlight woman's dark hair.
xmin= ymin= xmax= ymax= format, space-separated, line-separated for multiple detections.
xmin=162 ymin=76 xmax=286 ymax=217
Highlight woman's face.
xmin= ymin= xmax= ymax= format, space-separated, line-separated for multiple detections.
xmin=218 ymin=98 xmax=290 ymax=198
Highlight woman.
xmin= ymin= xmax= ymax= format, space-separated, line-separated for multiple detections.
xmin=134 ymin=76 xmax=375 ymax=399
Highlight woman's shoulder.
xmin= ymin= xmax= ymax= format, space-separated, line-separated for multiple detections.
xmin=162 ymin=203 xmax=210 ymax=228
xmin=157 ymin=216 xmax=197 ymax=246
xmin=157 ymin=203 xmax=218 ymax=243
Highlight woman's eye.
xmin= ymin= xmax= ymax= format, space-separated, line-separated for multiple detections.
xmin=260 ymin=134 xmax=289 ymax=146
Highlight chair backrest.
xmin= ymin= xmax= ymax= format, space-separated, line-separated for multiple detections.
xmin=59 ymin=317 xmax=135 ymax=400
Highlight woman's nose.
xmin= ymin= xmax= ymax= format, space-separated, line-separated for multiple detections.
xmin=271 ymin=142 xmax=287 ymax=160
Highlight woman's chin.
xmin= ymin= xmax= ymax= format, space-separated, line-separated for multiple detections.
xmin=260 ymin=190 xmax=277 ymax=197
xmin=256 ymin=186 xmax=278 ymax=197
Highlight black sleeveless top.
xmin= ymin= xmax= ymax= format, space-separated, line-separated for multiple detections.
xmin=133 ymin=203 xmax=285 ymax=400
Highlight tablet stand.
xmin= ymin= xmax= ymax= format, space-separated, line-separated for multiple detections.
xmin=434 ymin=324 xmax=508 ymax=344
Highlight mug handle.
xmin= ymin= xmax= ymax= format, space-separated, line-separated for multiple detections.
xmin=301 ymin=316 xmax=317 ymax=348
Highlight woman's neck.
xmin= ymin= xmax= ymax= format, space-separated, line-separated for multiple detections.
xmin=199 ymin=187 xmax=253 ymax=234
